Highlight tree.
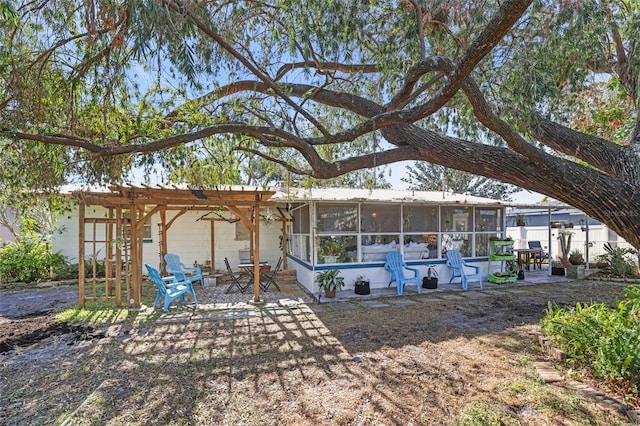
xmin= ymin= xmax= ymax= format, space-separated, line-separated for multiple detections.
xmin=403 ymin=163 xmax=519 ymax=200
xmin=2 ymin=0 xmax=640 ymax=249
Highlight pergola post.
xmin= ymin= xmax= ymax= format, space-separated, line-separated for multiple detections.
xmin=210 ymin=220 xmax=215 ymax=271
xmin=253 ymin=202 xmax=261 ymax=302
xmin=115 ymin=207 xmax=122 ymax=307
xmin=78 ymin=200 xmax=86 ymax=308
xmin=129 ymin=202 xmax=141 ymax=307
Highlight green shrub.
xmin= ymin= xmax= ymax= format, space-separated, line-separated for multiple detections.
xmin=52 ymin=258 xmax=107 ymax=280
xmin=541 ymin=285 xmax=640 ymax=400
xmin=0 ymin=237 xmax=65 ymax=283
xmin=595 ymin=243 xmax=638 ymax=277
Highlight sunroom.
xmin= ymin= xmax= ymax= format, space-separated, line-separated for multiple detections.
xmin=280 ymin=188 xmax=509 ymax=294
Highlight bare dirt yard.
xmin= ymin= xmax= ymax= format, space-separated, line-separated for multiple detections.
xmin=0 ymin=279 xmax=636 ymax=425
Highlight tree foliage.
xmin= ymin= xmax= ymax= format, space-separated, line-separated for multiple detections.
xmin=2 ymin=0 xmax=640 ymax=248
xmin=403 ymin=162 xmax=519 ymax=200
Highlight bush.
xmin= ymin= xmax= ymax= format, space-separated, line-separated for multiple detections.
xmin=0 ymin=237 xmax=66 ymax=283
xmin=52 ymin=258 xmax=107 ymax=280
xmin=541 ymin=285 xmax=640 ymax=402
xmin=595 ymin=243 xmax=638 ymax=277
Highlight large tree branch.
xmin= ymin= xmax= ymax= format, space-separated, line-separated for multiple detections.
xmin=461 ymin=77 xmax=547 ymax=163
xmin=378 ymin=123 xmax=640 ymax=240
xmin=409 ymin=0 xmax=533 ymax=119
xmin=236 ymin=144 xmax=423 ymax=179
xmin=6 ymin=124 xmax=311 ymax=156
xmin=165 ymin=0 xmax=332 ymax=139
xmin=531 ymin=116 xmax=638 ymax=181
xmin=274 ymin=62 xmax=379 ymax=81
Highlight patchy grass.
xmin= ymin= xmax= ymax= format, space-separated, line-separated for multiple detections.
xmin=0 ymin=281 xmax=634 ymax=425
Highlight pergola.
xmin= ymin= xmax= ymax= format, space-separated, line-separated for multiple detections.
xmin=73 ymin=185 xmax=284 ymax=307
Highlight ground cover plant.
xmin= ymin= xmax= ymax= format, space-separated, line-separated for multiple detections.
xmin=0 ymin=280 xmax=635 ymax=425
xmin=542 ymin=285 xmax=640 ymax=407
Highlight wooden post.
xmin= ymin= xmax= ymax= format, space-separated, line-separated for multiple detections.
xmin=210 ymin=220 xmax=215 ymax=272
xmin=160 ymin=209 xmax=167 ymax=273
xmin=281 ymin=219 xmax=288 ymax=269
xmin=129 ymin=202 xmax=141 ymax=307
xmin=115 ymin=208 xmax=122 ymax=307
xmin=78 ymin=201 xmax=86 ymax=308
xmin=106 ymin=208 xmax=114 ymax=297
xmin=253 ymin=203 xmax=261 ymax=302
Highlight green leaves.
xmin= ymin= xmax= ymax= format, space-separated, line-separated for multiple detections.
xmin=402 ymin=162 xmax=518 ymax=200
xmin=542 ymin=285 xmax=640 ymax=398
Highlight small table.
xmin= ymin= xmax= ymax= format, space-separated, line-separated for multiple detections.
xmin=238 ymin=262 xmax=269 ymax=291
xmin=514 ymin=249 xmax=542 ymax=270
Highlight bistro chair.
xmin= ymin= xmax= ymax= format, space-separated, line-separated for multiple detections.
xmin=445 ymin=250 xmax=482 ymax=290
xmin=145 ymin=264 xmax=197 ymax=312
xmin=223 ymin=257 xmax=250 ymax=293
xmin=164 ymin=253 xmax=204 ymax=288
xmin=384 ymin=251 xmax=421 ymax=295
xmin=260 ymin=257 xmax=282 ymax=292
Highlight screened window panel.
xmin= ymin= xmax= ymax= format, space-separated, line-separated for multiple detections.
xmin=403 ymin=205 xmax=438 ymax=232
xmin=361 ymin=204 xmax=400 ymax=233
xmin=475 ymin=208 xmax=502 ymax=232
xmin=441 ymin=207 xmax=472 ymax=232
xmin=316 ymin=204 xmax=358 ymax=233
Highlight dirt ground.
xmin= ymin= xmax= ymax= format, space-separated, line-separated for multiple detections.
xmin=0 ymin=280 xmax=636 ymax=425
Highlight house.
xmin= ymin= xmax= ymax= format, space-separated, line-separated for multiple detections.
xmin=52 ymin=185 xmax=514 ymax=305
xmin=280 ymin=188 xmax=509 ymax=294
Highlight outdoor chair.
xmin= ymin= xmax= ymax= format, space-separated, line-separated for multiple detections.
xmin=223 ymin=257 xmax=250 ymax=293
xmin=445 ymin=250 xmax=482 ymax=290
xmin=528 ymin=241 xmax=549 ymax=264
xmin=145 ymin=264 xmax=198 ymax=312
xmin=383 ymin=251 xmax=421 ymax=295
xmin=260 ymin=257 xmax=282 ymax=292
xmin=164 ymin=253 xmax=204 ymax=288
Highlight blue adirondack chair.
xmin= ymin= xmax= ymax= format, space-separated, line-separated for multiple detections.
xmin=164 ymin=253 xmax=204 ymax=288
xmin=384 ymin=251 xmax=422 ymax=295
xmin=445 ymin=250 xmax=483 ymax=290
xmin=145 ymin=264 xmax=198 ymax=312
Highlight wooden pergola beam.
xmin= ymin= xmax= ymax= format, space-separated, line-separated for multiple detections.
xmin=73 ymin=185 xmax=281 ymax=307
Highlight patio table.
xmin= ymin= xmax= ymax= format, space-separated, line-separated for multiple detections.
xmin=238 ymin=262 xmax=269 ymax=291
xmin=515 ymin=248 xmax=542 ymax=270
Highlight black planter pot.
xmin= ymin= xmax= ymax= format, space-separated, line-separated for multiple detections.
xmin=422 ymin=277 xmax=438 ymax=289
xmin=551 ymin=266 xmax=566 ymax=276
xmin=354 ymin=281 xmax=370 ymax=295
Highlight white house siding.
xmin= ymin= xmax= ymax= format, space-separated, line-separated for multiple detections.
xmin=52 ymin=206 xmax=285 ymax=274
xmin=289 ymin=258 xmax=489 ymax=295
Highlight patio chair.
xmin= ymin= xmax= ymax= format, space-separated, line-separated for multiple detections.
xmin=145 ymin=264 xmax=198 ymax=312
xmin=260 ymin=257 xmax=282 ymax=292
xmin=223 ymin=257 xmax=250 ymax=293
xmin=445 ymin=250 xmax=482 ymax=290
xmin=164 ymin=253 xmax=204 ymax=288
xmin=528 ymin=241 xmax=549 ymax=264
xmin=384 ymin=251 xmax=421 ymax=295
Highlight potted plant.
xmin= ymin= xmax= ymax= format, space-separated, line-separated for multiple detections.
xmin=558 ymin=231 xmax=573 ymax=266
xmin=422 ymin=265 xmax=438 ymax=289
xmin=512 ymin=263 xmax=525 ymax=280
xmin=354 ymin=274 xmax=371 ymax=295
xmin=319 ymin=238 xmax=346 ymax=264
xmin=566 ymin=249 xmax=586 ymax=279
xmin=316 ymin=269 xmax=344 ymax=298
xmin=551 ymin=260 xmax=566 ymax=276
